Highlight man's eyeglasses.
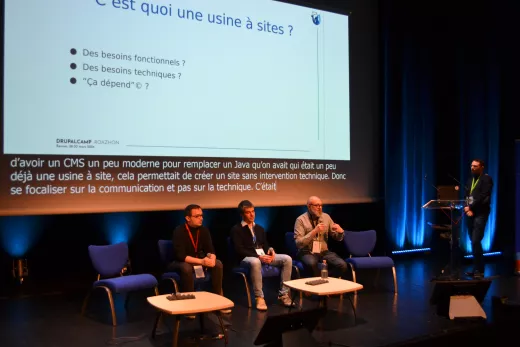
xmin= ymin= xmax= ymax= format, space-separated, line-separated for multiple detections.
xmin=190 ymin=214 xmax=203 ymax=218
xmin=309 ymin=204 xmax=323 ymax=208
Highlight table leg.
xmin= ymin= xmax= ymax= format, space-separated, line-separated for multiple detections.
xmin=199 ymin=313 xmax=205 ymax=333
xmin=151 ymin=311 xmax=162 ymax=339
xmin=319 ymin=296 xmax=328 ymax=309
xmin=288 ymin=290 xmax=300 ymax=312
xmin=346 ymin=294 xmax=357 ymax=323
xmin=191 ymin=312 xmax=226 ymax=343
xmin=216 ymin=312 xmax=229 ymax=345
xmin=172 ymin=316 xmax=181 ymax=347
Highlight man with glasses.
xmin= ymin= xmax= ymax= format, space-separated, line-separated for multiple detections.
xmin=463 ymin=159 xmax=493 ymax=278
xmin=230 ymin=200 xmax=294 ymax=311
xmin=169 ymin=204 xmax=227 ymax=306
xmin=294 ymin=196 xmax=348 ymax=277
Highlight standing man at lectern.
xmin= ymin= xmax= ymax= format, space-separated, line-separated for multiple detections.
xmin=464 ymin=159 xmax=493 ymax=278
xmin=294 ymin=196 xmax=348 ymax=278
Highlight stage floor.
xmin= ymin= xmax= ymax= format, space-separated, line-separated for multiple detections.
xmin=0 ymin=257 xmax=518 ymax=347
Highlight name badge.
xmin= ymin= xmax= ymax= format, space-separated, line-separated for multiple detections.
xmin=312 ymin=240 xmax=321 ymax=254
xmin=193 ymin=265 xmax=205 ymax=278
xmin=255 ymin=248 xmax=265 ymax=256
xmin=468 ymin=196 xmax=474 ymax=204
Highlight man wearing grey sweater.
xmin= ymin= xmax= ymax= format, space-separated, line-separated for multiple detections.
xmin=294 ymin=196 xmax=348 ymax=277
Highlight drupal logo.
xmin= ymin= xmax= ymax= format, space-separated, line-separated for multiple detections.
xmin=311 ymin=12 xmax=321 ymax=25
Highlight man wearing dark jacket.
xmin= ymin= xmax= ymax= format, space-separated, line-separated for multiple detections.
xmin=464 ymin=159 xmax=493 ymax=278
xmin=168 ymin=204 xmax=230 ymax=314
xmin=230 ymin=200 xmax=294 ymax=311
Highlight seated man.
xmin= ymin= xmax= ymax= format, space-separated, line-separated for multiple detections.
xmin=230 ymin=200 xmax=294 ymax=311
xmin=168 ymin=204 xmax=231 ymax=314
xmin=294 ymin=196 xmax=348 ymax=278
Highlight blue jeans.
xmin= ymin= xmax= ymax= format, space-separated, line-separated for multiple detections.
xmin=240 ymin=254 xmax=293 ymax=298
xmin=466 ymin=213 xmax=489 ymax=273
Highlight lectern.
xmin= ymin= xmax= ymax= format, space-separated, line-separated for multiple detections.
xmin=422 ymin=199 xmax=466 ymax=280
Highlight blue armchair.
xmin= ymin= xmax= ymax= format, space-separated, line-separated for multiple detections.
xmin=343 ymin=230 xmax=398 ymax=293
xmin=226 ymin=237 xmax=280 ymax=308
xmin=81 ymin=242 xmax=159 ymax=326
xmin=284 ymin=232 xmax=303 ymax=278
xmin=157 ymin=240 xmax=210 ymax=293
xmin=157 ymin=240 xmax=181 ymax=293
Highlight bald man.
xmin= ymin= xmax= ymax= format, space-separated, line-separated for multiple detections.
xmin=293 ymin=196 xmax=348 ymax=277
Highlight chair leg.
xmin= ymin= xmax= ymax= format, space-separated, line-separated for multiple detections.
xmin=350 ymin=264 xmax=357 ymax=283
xmin=349 ymin=264 xmax=358 ymax=295
xmin=81 ymin=286 xmax=117 ymax=326
xmin=154 ymin=286 xmax=160 ymax=296
xmin=162 ymin=278 xmax=179 ymax=294
xmin=293 ymin=265 xmax=300 ymax=279
xmin=81 ymin=289 xmax=92 ymax=316
xmin=392 ymin=266 xmax=398 ymax=294
xmin=237 ymin=272 xmax=251 ymax=308
xmin=170 ymin=279 xmax=179 ymax=293
xmin=100 ymin=286 xmax=117 ymax=326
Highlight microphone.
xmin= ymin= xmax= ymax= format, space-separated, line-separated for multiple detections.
xmin=318 ymin=217 xmax=325 ymax=230
xmin=313 ymin=217 xmax=323 ymax=238
xmin=447 ymin=173 xmax=461 ymax=184
xmin=423 ymin=174 xmax=439 ymax=192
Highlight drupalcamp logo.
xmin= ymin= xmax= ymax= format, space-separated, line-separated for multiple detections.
xmin=55 ymin=138 xmax=119 ymax=148
xmin=311 ymin=12 xmax=321 ymax=25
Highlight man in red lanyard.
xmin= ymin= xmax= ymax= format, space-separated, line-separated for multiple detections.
xmin=464 ymin=159 xmax=493 ymax=279
xmin=230 ymin=200 xmax=295 ymax=311
xmin=169 ymin=204 xmax=230 ymax=313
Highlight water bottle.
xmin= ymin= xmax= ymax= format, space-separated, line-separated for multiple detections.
xmin=321 ymin=260 xmax=328 ymax=279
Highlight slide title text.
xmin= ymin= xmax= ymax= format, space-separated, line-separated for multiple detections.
xmin=94 ymin=0 xmax=295 ymax=36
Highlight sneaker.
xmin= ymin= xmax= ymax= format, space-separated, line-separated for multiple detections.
xmin=256 ymin=297 xmax=268 ymax=311
xmin=278 ymin=294 xmax=295 ymax=307
xmin=220 ymin=308 xmax=232 ymax=314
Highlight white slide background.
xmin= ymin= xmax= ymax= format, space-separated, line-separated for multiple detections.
xmin=4 ymin=0 xmax=350 ymax=160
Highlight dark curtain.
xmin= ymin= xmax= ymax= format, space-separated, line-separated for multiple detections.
xmin=382 ymin=0 xmax=519 ymax=254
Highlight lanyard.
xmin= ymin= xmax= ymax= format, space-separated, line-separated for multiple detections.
xmin=309 ymin=213 xmax=320 ymax=240
xmin=248 ymin=225 xmax=257 ymax=244
xmin=185 ymin=223 xmax=199 ymax=253
xmin=470 ymin=177 xmax=480 ymax=194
